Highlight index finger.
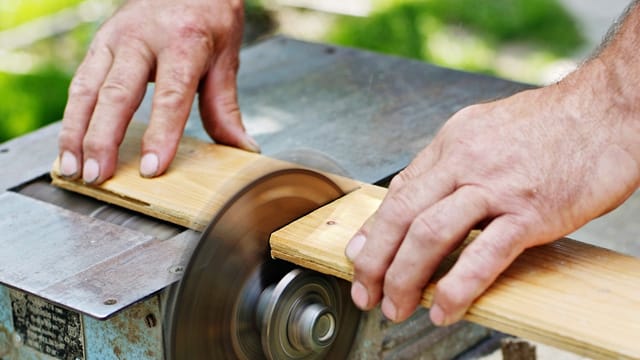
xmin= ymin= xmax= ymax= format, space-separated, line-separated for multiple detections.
xmin=58 ymin=44 xmax=113 ymax=178
xmin=81 ymin=42 xmax=153 ymax=184
xmin=348 ymin=164 xmax=456 ymax=310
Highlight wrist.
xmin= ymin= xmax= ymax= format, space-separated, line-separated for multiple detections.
xmin=557 ymin=57 xmax=640 ymax=165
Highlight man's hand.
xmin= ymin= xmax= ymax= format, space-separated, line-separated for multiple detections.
xmin=57 ymin=0 xmax=258 ymax=184
xmin=346 ymin=50 xmax=640 ymax=325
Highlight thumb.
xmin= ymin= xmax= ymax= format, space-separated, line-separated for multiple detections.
xmin=199 ymin=47 xmax=259 ymax=153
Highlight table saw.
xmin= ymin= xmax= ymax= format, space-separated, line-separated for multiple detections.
xmin=1 ymin=37 xmax=639 ymax=360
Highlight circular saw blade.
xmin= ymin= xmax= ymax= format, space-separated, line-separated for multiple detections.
xmin=167 ymin=168 xmax=359 ymax=359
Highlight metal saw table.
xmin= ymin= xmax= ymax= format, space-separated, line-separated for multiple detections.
xmin=2 ymin=37 xmax=638 ymax=359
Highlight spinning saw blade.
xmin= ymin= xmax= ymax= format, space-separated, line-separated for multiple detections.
xmin=167 ymin=167 xmax=361 ymax=359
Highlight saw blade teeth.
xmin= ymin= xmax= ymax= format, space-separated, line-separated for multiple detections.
xmin=167 ymin=168 xmax=360 ymax=360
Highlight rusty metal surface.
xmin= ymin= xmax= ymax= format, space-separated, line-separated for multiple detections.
xmin=17 ymin=179 xmax=183 ymax=241
xmin=0 ymin=122 xmax=59 ymax=192
xmin=83 ymin=295 xmax=164 ymax=359
xmin=348 ymin=307 xmax=490 ymax=359
xmin=0 ymin=192 xmax=199 ymax=319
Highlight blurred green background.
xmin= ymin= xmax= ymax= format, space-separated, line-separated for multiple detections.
xmin=0 ymin=0 xmax=586 ymax=143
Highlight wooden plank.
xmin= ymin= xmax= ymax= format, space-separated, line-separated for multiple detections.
xmin=51 ymin=122 xmax=359 ymax=231
xmin=270 ymin=185 xmax=640 ymax=360
xmin=50 ymin=121 xmax=640 ymax=358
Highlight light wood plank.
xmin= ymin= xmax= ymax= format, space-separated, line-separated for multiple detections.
xmin=51 ymin=123 xmax=640 ymax=358
xmin=50 ymin=122 xmax=359 ymax=231
xmin=270 ymin=185 xmax=640 ymax=360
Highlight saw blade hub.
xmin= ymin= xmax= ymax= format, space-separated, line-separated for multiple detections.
xmin=259 ymin=269 xmax=342 ymax=359
xmin=167 ymin=168 xmax=361 ymax=359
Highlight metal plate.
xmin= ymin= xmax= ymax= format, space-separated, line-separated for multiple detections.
xmin=10 ymin=290 xmax=85 ymax=359
xmin=0 ymin=122 xmax=59 ymax=192
xmin=0 ymin=192 xmax=199 ymax=319
xmin=168 ymin=169 xmax=357 ymax=359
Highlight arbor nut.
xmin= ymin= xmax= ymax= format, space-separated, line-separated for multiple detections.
xmin=288 ymin=301 xmax=337 ymax=352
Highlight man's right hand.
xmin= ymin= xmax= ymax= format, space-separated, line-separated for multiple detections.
xmin=57 ymin=0 xmax=258 ymax=185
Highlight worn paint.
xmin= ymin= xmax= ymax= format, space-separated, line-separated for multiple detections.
xmin=0 ymin=285 xmax=13 ymax=357
xmin=84 ymin=296 xmax=163 ymax=360
xmin=0 ymin=285 xmax=62 ymax=360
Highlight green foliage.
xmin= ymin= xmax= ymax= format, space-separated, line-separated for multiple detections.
xmin=0 ymin=0 xmax=85 ymax=31
xmin=0 ymin=67 xmax=71 ymax=143
xmin=327 ymin=0 xmax=584 ymax=74
xmin=0 ymin=0 xmax=586 ymax=142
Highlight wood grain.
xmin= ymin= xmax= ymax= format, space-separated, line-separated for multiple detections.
xmin=51 ymin=122 xmax=359 ymax=231
xmin=51 ymin=123 xmax=640 ymax=358
xmin=270 ymin=185 xmax=640 ymax=360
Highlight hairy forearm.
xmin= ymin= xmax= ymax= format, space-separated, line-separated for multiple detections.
xmin=598 ymin=0 xmax=640 ymax=103
xmin=563 ymin=2 xmax=640 ymax=171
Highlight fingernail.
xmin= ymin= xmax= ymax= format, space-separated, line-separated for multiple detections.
xmin=140 ymin=153 xmax=159 ymax=178
xmin=381 ymin=297 xmax=398 ymax=322
xmin=345 ymin=234 xmax=366 ymax=260
xmin=83 ymin=158 xmax=100 ymax=184
xmin=351 ymin=281 xmax=369 ymax=309
xmin=430 ymin=304 xmax=446 ymax=326
xmin=60 ymin=151 xmax=78 ymax=178
xmin=241 ymin=134 xmax=261 ymax=153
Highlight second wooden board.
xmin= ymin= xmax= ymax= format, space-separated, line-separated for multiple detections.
xmin=270 ymin=184 xmax=640 ymax=360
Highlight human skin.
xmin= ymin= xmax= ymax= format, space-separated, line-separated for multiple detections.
xmin=346 ymin=3 xmax=640 ymax=326
xmin=57 ymin=0 xmax=258 ymax=185
xmin=59 ymin=0 xmax=640 ymax=329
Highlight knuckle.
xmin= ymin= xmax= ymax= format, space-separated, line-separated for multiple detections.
xmin=384 ymin=270 xmax=408 ymax=294
xmin=229 ymin=0 xmax=243 ymax=12
xmin=388 ymin=167 xmax=419 ymax=193
xmin=68 ymin=76 xmax=97 ymax=99
xmin=209 ymin=9 xmax=236 ymax=33
xmin=118 ymin=35 xmax=154 ymax=65
xmin=380 ymin=191 xmax=416 ymax=222
xmin=214 ymin=93 xmax=241 ymax=115
xmin=118 ymin=30 xmax=146 ymax=47
xmin=435 ymin=281 xmax=467 ymax=310
xmin=454 ymin=103 xmax=485 ymax=120
xmin=58 ymin=128 xmax=82 ymax=149
xmin=464 ymin=258 xmax=493 ymax=285
xmin=353 ymin=256 xmax=385 ymax=284
xmin=172 ymin=15 xmax=214 ymax=51
xmin=464 ymin=240 xmax=515 ymax=282
xmin=154 ymin=87 xmax=190 ymax=111
xmin=99 ymin=79 xmax=133 ymax=105
xmin=486 ymin=234 xmax=519 ymax=261
xmin=142 ymin=129 xmax=179 ymax=151
xmin=466 ymin=189 xmax=489 ymax=216
xmin=59 ymin=116 xmax=90 ymax=149
xmin=387 ymin=173 xmax=406 ymax=193
xmin=411 ymin=215 xmax=450 ymax=247
xmin=83 ymin=136 xmax=117 ymax=156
